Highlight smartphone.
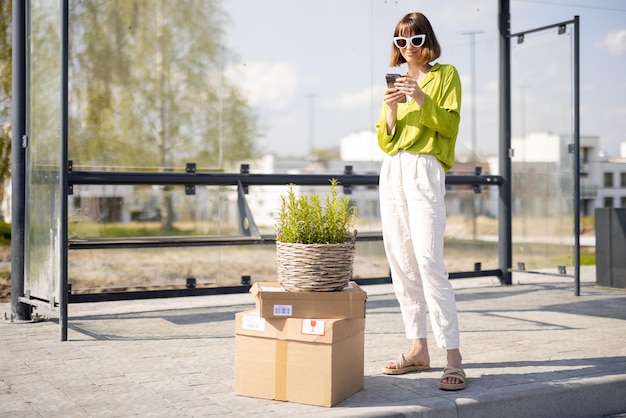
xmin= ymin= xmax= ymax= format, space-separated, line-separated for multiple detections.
xmin=385 ymin=73 xmax=406 ymax=103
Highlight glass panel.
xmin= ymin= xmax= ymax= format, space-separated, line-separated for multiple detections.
xmin=65 ymin=1 xmax=504 ymax=170
xmin=445 ymin=183 xmax=500 ymax=274
xmin=68 ymin=243 xmax=393 ymax=292
xmin=67 ymin=0 xmax=251 ymax=171
xmin=24 ymin=0 xmax=62 ymax=302
xmin=56 ymin=0 xmax=502 ymax=293
xmin=69 ymin=185 xmax=244 ymax=238
xmin=510 ymin=26 xmax=575 ymax=274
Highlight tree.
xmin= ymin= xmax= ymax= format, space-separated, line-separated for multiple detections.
xmin=0 ymin=1 xmax=12 ymax=222
xmin=67 ymin=0 xmax=260 ymax=231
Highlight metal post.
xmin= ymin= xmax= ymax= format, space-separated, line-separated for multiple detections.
xmin=60 ymin=0 xmax=69 ymax=341
xmin=573 ymin=15 xmax=580 ymax=296
xmin=10 ymin=0 xmax=30 ymax=321
xmin=498 ymin=0 xmax=513 ymax=285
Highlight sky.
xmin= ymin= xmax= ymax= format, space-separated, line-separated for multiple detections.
xmin=219 ymin=0 xmax=626 ymax=160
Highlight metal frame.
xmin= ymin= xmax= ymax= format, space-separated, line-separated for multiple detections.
xmin=10 ymin=0 xmax=29 ymax=322
xmin=498 ymin=0 xmax=513 ymax=287
xmin=63 ymin=165 xmax=503 ymax=304
xmin=60 ymin=0 xmax=70 ymax=341
xmin=506 ymin=16 xmax=581 ymax=295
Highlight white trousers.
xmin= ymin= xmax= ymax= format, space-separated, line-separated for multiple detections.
xmin=379 ymin=152 xmax=460 ymax=349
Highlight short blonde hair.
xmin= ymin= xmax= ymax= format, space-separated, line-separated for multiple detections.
xmin=390 ymin=13 xmax=441 ymax=67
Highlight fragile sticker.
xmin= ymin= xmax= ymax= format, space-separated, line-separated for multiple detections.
xmin=301 ymin=319 xmax=326 ymax=336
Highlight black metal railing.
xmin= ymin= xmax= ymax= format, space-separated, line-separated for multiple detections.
xmin=65 ymin=164 xmax=504 ymax=303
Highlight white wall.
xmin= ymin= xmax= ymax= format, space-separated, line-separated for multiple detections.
xmin=511 ymin=132 xmax=561 ymax=162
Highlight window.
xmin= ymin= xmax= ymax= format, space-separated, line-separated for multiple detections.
xmin=604 ymin=197 xmax=614 ymax=208
xmin=621 ymin=172 xmax=626 ymax=188
xmin=604 ymin=172 xmax=614 ymax=188
xmin=621 ymin=196 xmax=626 ymax=208
xmin=581 ymin=147 xmax=590 ymax=164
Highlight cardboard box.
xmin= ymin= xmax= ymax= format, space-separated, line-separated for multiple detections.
xmin=250 ymin=281 xmax=367 ymax=319
xmin=234 ymin=310 xmax=365 ymax=407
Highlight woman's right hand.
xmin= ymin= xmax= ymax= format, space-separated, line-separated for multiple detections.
xmin=384 ymin=89 xmax=400 ymax=134
xmin=384 ymin=87 xmax=405 ymax=107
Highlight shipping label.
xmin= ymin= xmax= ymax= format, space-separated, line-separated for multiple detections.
xmin=272 ymin=305 xmax=293 ymax=316
xmin=241 ymin=311 xmax=266 ymax=332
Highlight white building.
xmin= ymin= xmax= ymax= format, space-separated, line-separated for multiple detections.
xmin=591 ymin=144 xmax=626 ymax=213
xmin=6 ymin=131 xmax=623 ymax=226
xmin=510 ymin=132 xmax=626 ymax=216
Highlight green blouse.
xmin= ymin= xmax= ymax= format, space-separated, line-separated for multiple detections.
xmin=376 ymin=63 xmax=462 ymax=172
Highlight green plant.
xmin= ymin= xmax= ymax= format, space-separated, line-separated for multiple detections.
xmin=0 ymin=222 xmax=10 ymax=244
xmin=276 ymin=179 xmax=357 ymax=244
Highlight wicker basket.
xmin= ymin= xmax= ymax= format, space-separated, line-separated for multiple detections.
xmin=276 ymin=231 xmax=357 ymax=292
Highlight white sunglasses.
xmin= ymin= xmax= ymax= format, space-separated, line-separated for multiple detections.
xmin=393 ymin=34 xmax=426 ymax=49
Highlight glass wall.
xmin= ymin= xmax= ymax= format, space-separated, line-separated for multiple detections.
xmin=24 ymin=0 xmax=63 ymax=302
xmin=58 ymin=0 xmax=502 ymax=294
xmin=510 ymin=24 xmax=576 ymax=274
xmin=21 ymin=0 xmax=584 ymax=301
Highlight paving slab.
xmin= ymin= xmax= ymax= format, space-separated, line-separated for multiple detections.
xmin=1 ymin=266 xmax=626 ymax=417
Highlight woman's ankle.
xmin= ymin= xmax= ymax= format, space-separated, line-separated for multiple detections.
xmin=446 ymin=349 xmax=463 ymax=368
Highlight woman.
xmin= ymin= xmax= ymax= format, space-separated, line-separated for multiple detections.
xmin=376 ymin=12 xmax=465 ymax=391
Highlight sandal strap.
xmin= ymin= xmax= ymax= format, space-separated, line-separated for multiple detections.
xmin=401 ymin=353 xmax=420 ymax=368
xmin=441 ymin=366 xmax=466 ymax=382
xmin=391 ymin=353 xmax=415 ymax=369
xmin=392 ymin=353 xmax=406 ymax=369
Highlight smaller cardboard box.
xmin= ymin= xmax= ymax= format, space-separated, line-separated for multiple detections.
xmin=250 ymin=281 xmax=367 ymax=319
xmin=234 ymin=310 xmax=365 ymax=407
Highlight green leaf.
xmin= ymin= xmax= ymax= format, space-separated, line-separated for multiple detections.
xmin=276 ymin=179 xmax=357 ymax=244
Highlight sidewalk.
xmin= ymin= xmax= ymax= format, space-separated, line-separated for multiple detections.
xmin=1 ymin=266 xmax=626 ymax=418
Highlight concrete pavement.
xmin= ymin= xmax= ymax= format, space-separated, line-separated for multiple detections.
xmin=1 ymin=265 xmax=626 ymax=417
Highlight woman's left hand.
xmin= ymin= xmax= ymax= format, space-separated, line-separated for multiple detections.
xmin=398 ymin=76 xmax=424 ymax=106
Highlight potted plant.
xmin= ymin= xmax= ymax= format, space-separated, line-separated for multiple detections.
xmin=275 ymin=179 xmax=358 ymax=292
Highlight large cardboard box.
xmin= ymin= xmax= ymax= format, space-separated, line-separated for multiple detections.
xmin=234 ymin=310 xmax=365 ymax=407
xmin=250 ymin=281 xmax=367 ymax=319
